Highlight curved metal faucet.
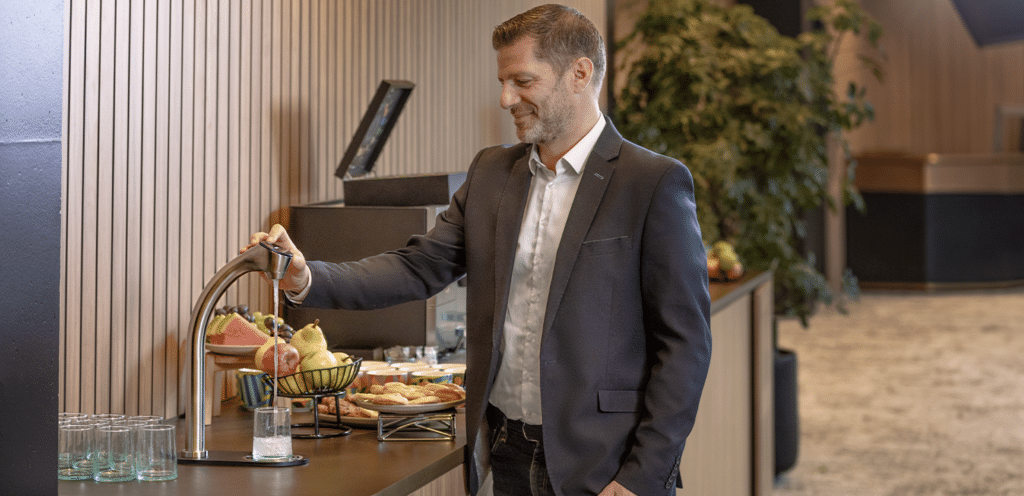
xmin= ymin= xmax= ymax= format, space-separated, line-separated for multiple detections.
xmin=179 ymin=241 xmax=292 ymax=461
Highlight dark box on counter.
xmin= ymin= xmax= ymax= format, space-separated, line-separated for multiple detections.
xmin=342 ymin=172 xmax=466 ymax=207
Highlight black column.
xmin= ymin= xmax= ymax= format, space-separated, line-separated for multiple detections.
xmin=739 ymin=0 xmax=807 ymax=37
xmin=0 ymin=0 xmax=63 ymax=493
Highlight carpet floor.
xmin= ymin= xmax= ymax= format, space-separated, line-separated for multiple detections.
xmin=772 ymin=286 xmax=1024 ymax=496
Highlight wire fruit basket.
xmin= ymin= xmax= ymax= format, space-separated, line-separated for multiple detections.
xmin=261 ymin=358 xmax=362 ymax=397
xmin=259 ymin=358 xmax=362 ymax=439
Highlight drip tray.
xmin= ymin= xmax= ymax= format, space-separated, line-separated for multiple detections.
xmin=178 ymin=451 xmax=309 ymax=467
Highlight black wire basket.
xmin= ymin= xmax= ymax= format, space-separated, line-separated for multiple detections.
xmin=260 ymin=358 xmax=362 ymax=397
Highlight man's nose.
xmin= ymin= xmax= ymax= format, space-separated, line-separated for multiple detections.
xmin=500 ymin=83 xmax=519 ymax=109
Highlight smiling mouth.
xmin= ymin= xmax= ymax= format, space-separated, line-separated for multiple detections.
xmin=512 ymin=110 xmax=535 ymax=128
xmin=511 ymin=104 xmax=535 ymax=120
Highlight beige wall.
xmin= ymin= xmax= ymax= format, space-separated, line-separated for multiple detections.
xmin=612 ymin=0 xmax=1024 ymax=154
xmin=842 ymin=0 xmax=1024 ymax=155
xmin=60 ymin=0 xmax=606 ymax=417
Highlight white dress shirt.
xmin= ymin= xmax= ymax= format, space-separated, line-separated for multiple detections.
xmin=289 ymin=117 xmax=607 ymax=426
xmin=489 ymin=116 xmax=606 ymax=425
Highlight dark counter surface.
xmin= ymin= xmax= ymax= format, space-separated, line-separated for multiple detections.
xmin=710 ymin=270 xmax=772 ymax=314
xmin=58 ymin=400 xmax=466 ymax=496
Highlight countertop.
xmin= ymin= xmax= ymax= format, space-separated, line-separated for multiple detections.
xmin=58 ymin=271 xmax=767 ymax=496
xmin=58 ymin=400 xmax=466 ymax=496
xmin=709 ymin=270 xmax=773 ymax=314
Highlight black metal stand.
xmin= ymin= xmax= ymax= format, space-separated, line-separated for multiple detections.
xmin=377 ymin=410 xmax=457 ymax=441
xmin=285 ymin=391 xmax=352 ymax=439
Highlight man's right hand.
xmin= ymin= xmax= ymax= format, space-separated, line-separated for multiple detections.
xmin=241 ymin=224 xmax=311 ymax=293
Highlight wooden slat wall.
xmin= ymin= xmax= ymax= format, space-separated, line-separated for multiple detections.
xmin=839 ymin=0 xmax=1024 ymax=155
xmin=61 ymin=0 xmax=607 ymax=417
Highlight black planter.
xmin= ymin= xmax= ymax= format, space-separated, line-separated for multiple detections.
xmin=774 ymin=347 xmax=800 ymax=476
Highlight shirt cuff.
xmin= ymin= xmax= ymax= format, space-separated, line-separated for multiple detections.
xmin=283 ymin=270 xmax=312 ymax=305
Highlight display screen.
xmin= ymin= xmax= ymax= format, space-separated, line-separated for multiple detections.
xmin=336 ymin=80 xmax=415 ymax=179
xmin=951 ymin=0 xmax=1024 ymax=46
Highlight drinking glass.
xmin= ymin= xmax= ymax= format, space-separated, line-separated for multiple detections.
xmin=91 ymin=413 xmax=126 ymax=422
xmin=252 ymin=406 xmax=292 ymax=461
xmin=136 ymin=424 xmax=177 ymax=481
xmin=129 ymin=415 xmax=164 ymax=425
xmin=93 ymin=425 xmax=136 ymax=482
xmin=58 ymin=424 xmax=94 ymax=480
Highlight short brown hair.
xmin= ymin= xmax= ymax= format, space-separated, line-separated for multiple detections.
xmin=493 ymin=4 xmax=606 ymax=89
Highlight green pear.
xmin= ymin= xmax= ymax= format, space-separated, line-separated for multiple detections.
xmin=300 ymin=348 xmax=339 ymax=371
xmin=300 ymin=349 xmax=339 ymax=389
xmin=290 ymin=319 xmax=327 ymax=357
xmin=332 ymin=351 xmax=354 ymax=365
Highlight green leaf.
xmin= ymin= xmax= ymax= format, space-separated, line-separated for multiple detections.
xmin=615 ymin=0 xmax=883 ymax=326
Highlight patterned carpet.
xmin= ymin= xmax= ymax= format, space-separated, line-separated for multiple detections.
xmin=772 ymin=286 xmax=1024 ymax=496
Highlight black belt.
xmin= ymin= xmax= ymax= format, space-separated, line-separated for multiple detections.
xmin=487 ymin=403 xmax=543 ymax=438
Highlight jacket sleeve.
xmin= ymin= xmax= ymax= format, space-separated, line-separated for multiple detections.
xmin=298 ymin=170 xmax=472 ymax=311
xmin=615 ymin=161 xmax=712 ymax=494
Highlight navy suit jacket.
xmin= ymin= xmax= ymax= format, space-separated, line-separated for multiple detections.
xmin=301 ymin=117 xmax=712 ymax=495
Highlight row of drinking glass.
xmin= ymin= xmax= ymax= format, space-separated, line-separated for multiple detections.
xmin=58 ymin=413 xmax=177 ymax=482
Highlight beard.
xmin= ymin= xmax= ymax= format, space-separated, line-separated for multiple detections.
xmin=511 ymin=82 xmax=573 ymax=145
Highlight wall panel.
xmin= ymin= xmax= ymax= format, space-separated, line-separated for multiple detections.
xmin=62 ymin=0 xmax=606 ymax=417
xmin=842 ymin=0 xmax=1024 ymax=155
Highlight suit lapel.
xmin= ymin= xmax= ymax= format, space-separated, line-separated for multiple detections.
xmin=542 ymin=120 xmax=623 ymax=334
xmin=492 ymin=150 xmax=533 ymax=342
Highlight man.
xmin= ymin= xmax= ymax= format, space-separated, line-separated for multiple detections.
xmin=245 ymin=5 xmax=710 ymax=495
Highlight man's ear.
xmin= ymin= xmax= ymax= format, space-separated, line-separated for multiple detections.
xmin=569 ymin=57 xmax=594 ymax=93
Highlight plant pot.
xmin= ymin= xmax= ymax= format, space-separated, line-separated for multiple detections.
xmin=774 ymin=347 xmax=800 ymax=476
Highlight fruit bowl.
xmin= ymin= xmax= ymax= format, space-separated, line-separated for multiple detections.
xmin=261 ymin=358 xmax=362 ymax=396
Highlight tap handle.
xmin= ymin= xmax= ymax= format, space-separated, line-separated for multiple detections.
xmin=259 ymin=241 xmax=293 ymax=281
xmin=259 ymin=241 xmax=292 ymax=257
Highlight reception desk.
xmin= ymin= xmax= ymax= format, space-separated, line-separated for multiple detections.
xmin=847 ymin=152 xmax=1024 ymax=288
xmin=58 ymin=271 xmax=774 ymax=496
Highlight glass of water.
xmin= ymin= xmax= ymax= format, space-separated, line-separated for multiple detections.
xmin=252 ymin=406 xmax=292 ymax=461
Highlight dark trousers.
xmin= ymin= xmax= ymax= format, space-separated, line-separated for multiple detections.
xmin=487 ymin=403 xmax=557 ymax=496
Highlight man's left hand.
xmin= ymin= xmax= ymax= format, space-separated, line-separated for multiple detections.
xmin=597 ymin=481 xmax=637 ymax=496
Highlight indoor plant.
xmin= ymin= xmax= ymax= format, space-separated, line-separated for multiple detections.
xmin=615 ymin=0 xmax=883 ymax=326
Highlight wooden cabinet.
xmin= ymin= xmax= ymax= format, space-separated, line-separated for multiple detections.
xmin=679 ymin=271 xmax=774 ymax=496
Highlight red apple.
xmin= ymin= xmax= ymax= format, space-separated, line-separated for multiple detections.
xmin=256 ymin=340 xmax=301 ymax=376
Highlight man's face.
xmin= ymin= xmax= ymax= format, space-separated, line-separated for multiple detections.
xmin=496 ymin=37 xmax=574 ymax=145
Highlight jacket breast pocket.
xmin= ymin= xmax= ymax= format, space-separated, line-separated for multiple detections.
xmin=597 ymin=389 xmax=644 ymax=413
xmin=579 ymin=235 xmax=631 ymax=258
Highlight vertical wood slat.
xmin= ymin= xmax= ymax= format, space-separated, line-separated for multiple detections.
xmin=176 ymin=0 xmax=197 ymax=415
xmin=63 ymin=0 xmax=607 ymax=416
xmin=79 ymin=0 xmax=100 ymax=415
xmin=60 ymin=0 xmax=68 ymax=412
xmin=149 ymin=0 xmax=170 ymax=416
xmin=60 ymin=0 xmax=77 ymax=413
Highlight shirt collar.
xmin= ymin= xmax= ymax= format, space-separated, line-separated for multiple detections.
xmin=528 ymin=115 xmax=606 ymax=176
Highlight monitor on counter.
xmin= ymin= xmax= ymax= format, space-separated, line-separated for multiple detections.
xmin=335 ymin=79 xmax=415 ymax=180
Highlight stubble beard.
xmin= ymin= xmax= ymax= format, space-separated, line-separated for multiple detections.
xmin=513 ymin=84 xmax=573 ymax=146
